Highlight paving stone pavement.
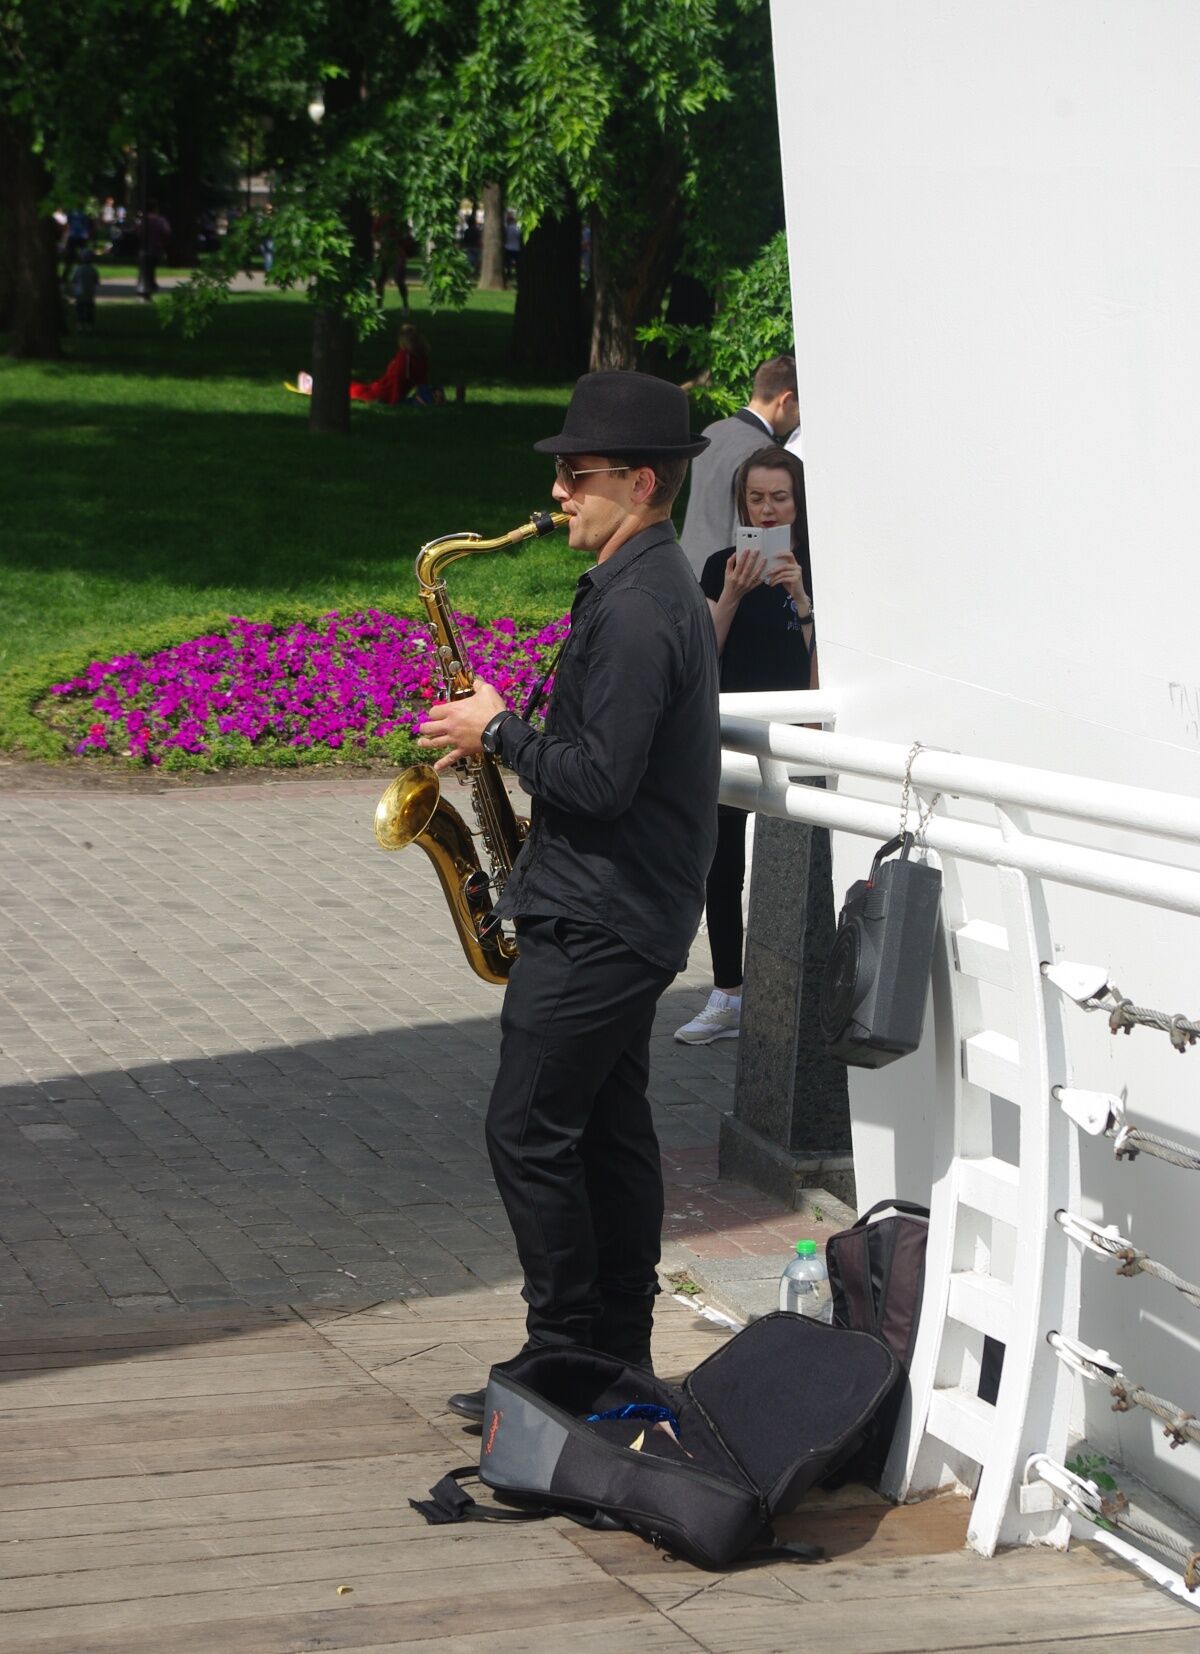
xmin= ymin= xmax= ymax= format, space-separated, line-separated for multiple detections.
xmin=0 ymin=774 xmax=812 ymax=1324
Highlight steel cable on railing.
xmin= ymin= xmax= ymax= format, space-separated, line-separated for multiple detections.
xmin=1024 ymin=1456 xmax=1200 ymax=1589
xmin=1111 ymin=1509 xmax=1200 ymax=1589
xmin=1101 ymin=991 xmax=1200 ymax=1051
xmin=1111 ymin=1123 xmax=1200 ymax=1173
xmin=1051 ymin=1083 xmax=1200 ymax=1173
xmin=1056 ymin=1211 xmax=1200 ymax=1310
xmin=1048 ymin=1333 xmax=1200 ymax=1451
xmin=1042 ymin=964 xmax=1200 ymax=1051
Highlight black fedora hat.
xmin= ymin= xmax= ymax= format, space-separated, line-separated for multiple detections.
xmin=533 ymin=370 xmax=710 ymax=458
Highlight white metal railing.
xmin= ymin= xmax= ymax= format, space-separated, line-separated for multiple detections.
xmin=721 ymin=689 xmax=1200 ymax=1581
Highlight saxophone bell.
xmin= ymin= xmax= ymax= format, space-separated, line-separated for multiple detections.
xmin=373 ymin=766 xmax=439 ymax=852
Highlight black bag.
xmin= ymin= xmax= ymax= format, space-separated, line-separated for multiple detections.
xmin=826 ymin=1197 xmax=930 ymax=1368
xmin=824 ymin=1198 xmax=929 ymax=1486
xmin=412 ymin=1313 xmax=900 ymax=1571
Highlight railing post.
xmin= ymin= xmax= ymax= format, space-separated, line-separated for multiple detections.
xmin=717 ymin=811 xmax=855 ymax=1207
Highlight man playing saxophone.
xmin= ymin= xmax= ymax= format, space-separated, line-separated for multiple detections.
xmin=416 ymin=370 xmax=720 ymax=1415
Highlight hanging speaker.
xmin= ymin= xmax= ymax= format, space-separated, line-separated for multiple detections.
xmin=819 ymin=833 xmax=943 ymax=1068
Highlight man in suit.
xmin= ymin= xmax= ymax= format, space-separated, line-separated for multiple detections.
xmin=680 ymin=355 xmax=801 ymax=576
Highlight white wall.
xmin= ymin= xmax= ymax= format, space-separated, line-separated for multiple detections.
xmin=772 ymin=0 xmax=1200 ymax=1515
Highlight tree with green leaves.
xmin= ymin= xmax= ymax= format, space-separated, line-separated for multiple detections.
xmin=171 ymin=0 xmax=486 ymax=433
xmin=639 ymin=229 xmax=793 ymax=415
xmin=1 ymin=0 xmax=245 ymax=357
xmin=449 ymin=0 xmax=784 ymax=374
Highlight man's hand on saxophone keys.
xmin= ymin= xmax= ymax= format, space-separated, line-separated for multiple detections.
xmin=417 ymin=679 xmax=507 ymax=773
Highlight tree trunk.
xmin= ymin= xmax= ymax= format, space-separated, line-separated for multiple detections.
xmin=478 ymin=182 xmax=505 ymax=291
xmin=305 ymin=38 xmax=374 ymax=436
xmin=0 ymin=118 xmax=63 ymax=359
xmin=165 ymin=113 xmax=205 ymax=267
xmin=308 ymin=306 xmax=355 ymax=436
xmin=508 ymin=204 xmax=585 ymax=379
xmin=588 ymin=146 xmax=684 ymax=372
xmin=0 ymin=201 xmax=15 ymax=332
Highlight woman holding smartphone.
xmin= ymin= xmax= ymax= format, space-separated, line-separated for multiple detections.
xmin=675 ymin=444 xmax=815 ymax=1044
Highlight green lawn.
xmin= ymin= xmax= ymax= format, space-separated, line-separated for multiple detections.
xmin=0 ymin=284 xmax=581 ymax=710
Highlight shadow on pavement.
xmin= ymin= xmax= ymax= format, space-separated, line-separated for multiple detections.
xmin=0 ymin=990 xmax=732 ymax=1354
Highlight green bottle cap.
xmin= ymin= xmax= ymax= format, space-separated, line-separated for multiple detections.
xmin=795 ymin=1239 xmax=817 ymax=1256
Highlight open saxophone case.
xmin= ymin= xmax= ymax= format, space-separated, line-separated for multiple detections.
xmin=410 ymin=1312 xmax=900 ymax=1570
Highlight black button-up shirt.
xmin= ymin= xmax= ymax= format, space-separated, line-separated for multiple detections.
xmin=494 ymin=519 xmax=720 ymax=973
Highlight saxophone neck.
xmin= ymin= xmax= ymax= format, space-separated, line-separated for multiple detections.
xmin=415 ymin=510 xmax=568 ymax=590
xmin=415 ymin=511 xmax=568 ymax=701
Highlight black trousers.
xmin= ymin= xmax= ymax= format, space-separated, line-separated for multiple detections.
xmin=705 ymin=804 xmax=748 ymax=989
xmin=485 ymin=915 xmax=674 ymax=1365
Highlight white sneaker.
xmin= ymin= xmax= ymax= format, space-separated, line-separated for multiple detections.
xmin=674 ymin=990 xmax=741 ymax=1045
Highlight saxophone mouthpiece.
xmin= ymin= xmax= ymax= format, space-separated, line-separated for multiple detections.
xmin=529 ymin=510 xmax=569 ymax=538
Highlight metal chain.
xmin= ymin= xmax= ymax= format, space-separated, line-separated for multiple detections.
xmin=899 ymin=741 xmax=943 ymax=847
xmin=1074 ymin=982 xmax=1200 ymax=1052
xmin=1112 ymin=1123 xmax=1200 ymax=1174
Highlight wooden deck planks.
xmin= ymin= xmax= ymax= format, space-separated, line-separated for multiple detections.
xmin=8 ymin=1592 xmax=693 ymax=1654
xmin=0 ymin=1293 xmax=1193 ymax=1652
xmin=664 ymin=1568 xmax=1199 ymax=1653
xmin=0 ymin=1384 xmax=408 ymax=1451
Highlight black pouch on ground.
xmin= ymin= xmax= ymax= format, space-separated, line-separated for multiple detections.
xmin=824 ymin=1197 xmax=929 ymax=1486
xmin=410 ymin=1312 xmax=900 ymax=1571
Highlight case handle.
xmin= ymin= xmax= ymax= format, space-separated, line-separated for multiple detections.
xmin=844 ymin=1197 xmax=930 ymax=1230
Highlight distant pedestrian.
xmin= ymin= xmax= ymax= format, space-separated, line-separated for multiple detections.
xmin=680 ymin=355 xmax=802 ymax=576
xmin=137 ymin=203 xmax=171 ymax=299
xmin=60 ymin=205 xmax=93 ymax=284
xmin=71 ymin=248 xmax=100 ymax=333
xmin=502 ymin=211 xmax=521 ymax=286
xmin=460 ymin=211 xmax=481 ymax=274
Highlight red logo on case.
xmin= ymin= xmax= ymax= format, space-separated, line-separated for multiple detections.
xmin=484 ymin=1409 xmax=503 ymax=1454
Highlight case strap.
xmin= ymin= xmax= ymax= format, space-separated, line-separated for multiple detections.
xmin=410 ymin=1466 xmax=549 ymax=1526
xmin=410 ymin=1467 xmax=626 ymax=1534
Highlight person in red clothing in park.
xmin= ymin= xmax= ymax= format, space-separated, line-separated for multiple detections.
xmin=292 ymin=322 xmax=432 ymax=404
xmin=349 ymin=321 xmax=430 ymax=404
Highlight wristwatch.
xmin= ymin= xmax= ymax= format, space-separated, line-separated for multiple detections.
xmin=481 ymin=711 xmax=514 ymax=756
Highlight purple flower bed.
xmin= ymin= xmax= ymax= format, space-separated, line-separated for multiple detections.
xmin=48 ymin=609 xmax=571 ymax=766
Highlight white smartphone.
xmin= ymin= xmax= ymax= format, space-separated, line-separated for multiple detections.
xmin=736 ymin=523 xmax=791 ymax=581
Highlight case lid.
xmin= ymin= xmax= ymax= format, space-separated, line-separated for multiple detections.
xmin=684 ymin=1312 xmax=900 ymax=1514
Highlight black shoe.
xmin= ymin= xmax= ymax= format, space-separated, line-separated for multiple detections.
xmin=447 ymin=1387 xmax=486 ymax=1420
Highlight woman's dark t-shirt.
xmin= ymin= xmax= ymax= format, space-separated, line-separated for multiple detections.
xmin=700 ymin=547 xmax=813 ymax=693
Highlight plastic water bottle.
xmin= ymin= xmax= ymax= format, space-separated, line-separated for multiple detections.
xmin=779 ymin=1238 xmax=832 ymax=1320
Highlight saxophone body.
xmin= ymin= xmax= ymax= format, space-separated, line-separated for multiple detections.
xmin=373 ymin=510 xmax=568 ymax=984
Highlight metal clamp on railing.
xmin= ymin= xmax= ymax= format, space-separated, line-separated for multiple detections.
xmin=1053 ymin=1085 xmax=1123 ymax=1136
xmin=1048 ymin=1331 xmax=1200 ymax=1451
xmin=1041 ymin=960 xmax=1200 ymax=1051
xmin=1056 ymin=1210 xmax=1200 ymax=1310
xmin=1111 ymin=1121 xmax=1200 ymax=1173
xmin=1021 ymin=1453 xmax=1104 ymax=1520
xmin=1047 ymin=1330 xmax=1120 ymax=1385
xmin=1055 ymin=1209 xmax=1124 ymax=1257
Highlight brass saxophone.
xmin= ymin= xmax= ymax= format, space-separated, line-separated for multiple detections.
xmin=373 ymin=510 xmax=568 ymax=984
